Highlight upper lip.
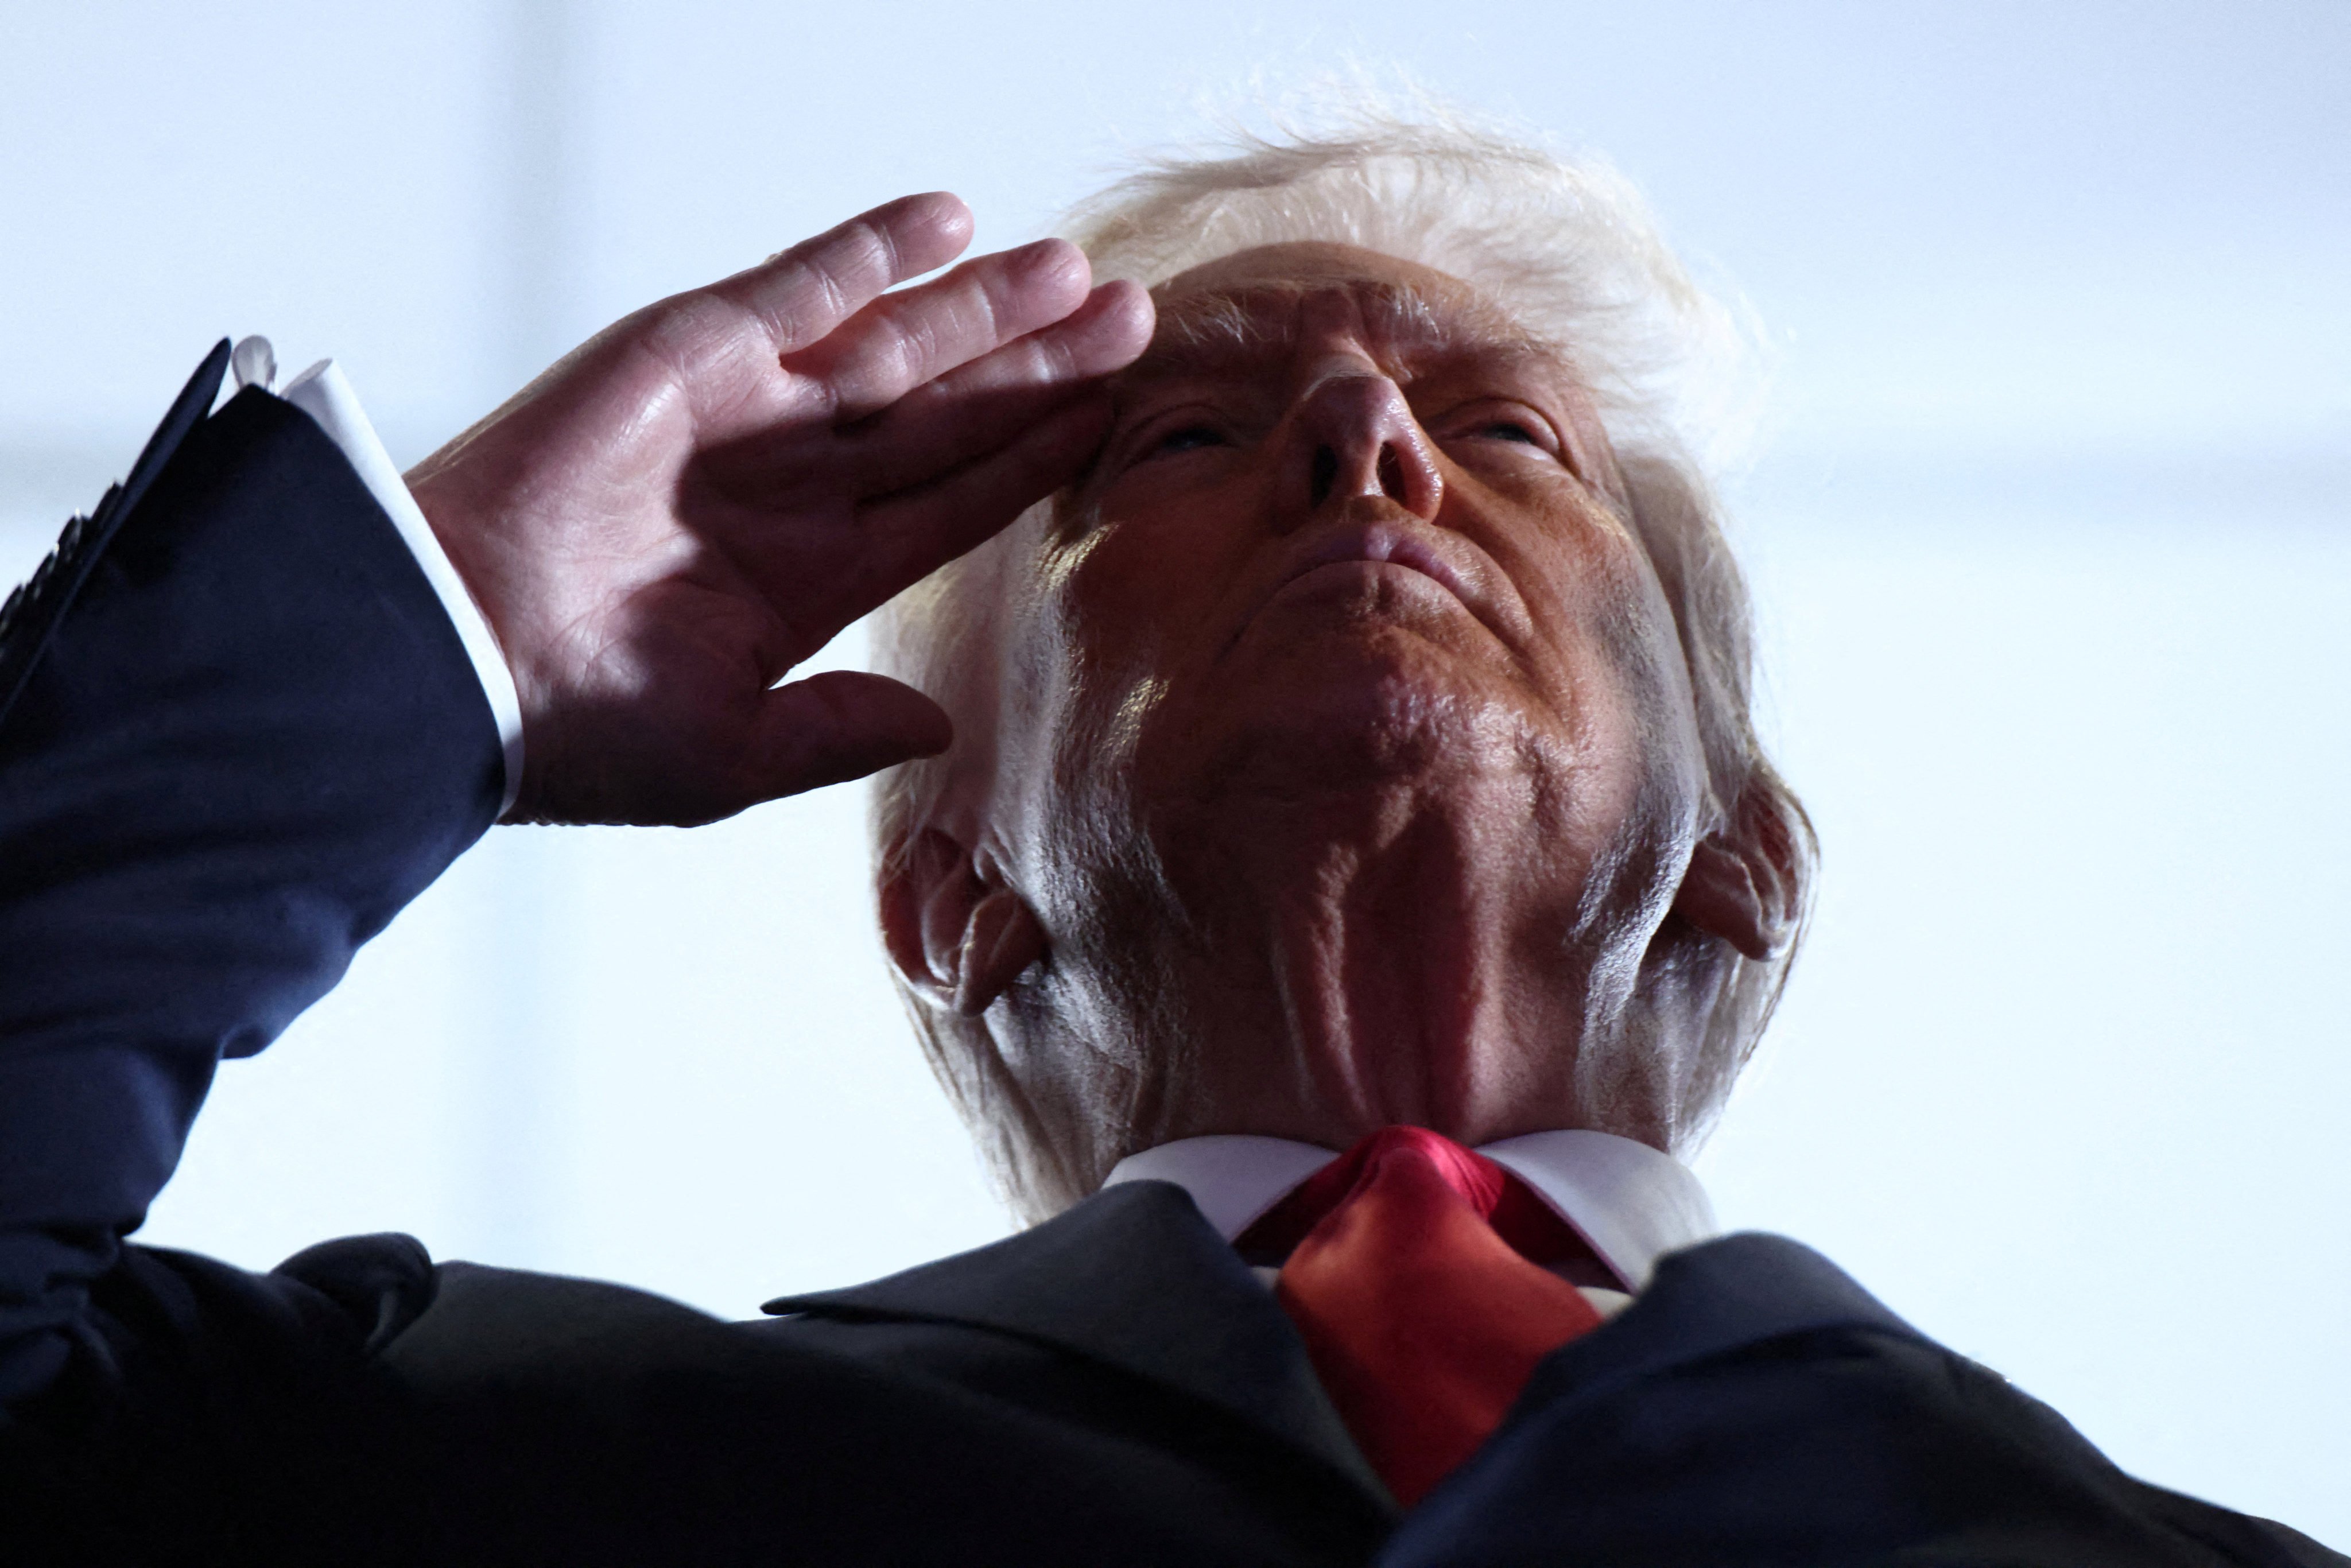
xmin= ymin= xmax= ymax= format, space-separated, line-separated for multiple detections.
xmin=1225 ymin=518 xmax=1530 ymax=654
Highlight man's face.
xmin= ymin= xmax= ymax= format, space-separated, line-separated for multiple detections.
xmin=982 ymin=242 xmax=1712 ymax=1144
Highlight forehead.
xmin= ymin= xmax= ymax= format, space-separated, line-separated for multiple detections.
xmin=1132 ymin=241 xmax=1558 ymax=383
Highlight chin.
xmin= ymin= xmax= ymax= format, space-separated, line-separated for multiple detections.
xmin=1161 ymin=625 xmax=1561 ymax=805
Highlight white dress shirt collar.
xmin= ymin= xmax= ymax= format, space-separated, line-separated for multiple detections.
xmin=1101 ymin=1130 xmax=1717 ymax=1291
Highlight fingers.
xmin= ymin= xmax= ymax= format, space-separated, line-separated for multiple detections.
xmin=708 ymin=192 xmax=975 ymax=359
xmin=742 ymin=672 xmax=953 ymax=801
xmin=787 ymin=238 xmax=1097 ymax=425
xmin=810 ymin=281 xmax=1152 ymax=612
xmin=843 ymin=279 xmax=1154 ymax=495
xmin=847 ymin=388 xmax=1118 ymax=605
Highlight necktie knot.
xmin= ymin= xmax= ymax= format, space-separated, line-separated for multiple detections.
xmin=1236 ymin=1124 xmax=1584 ymax=1270
xmin=1246 ymin=1125 xmax=1608 ymax=1507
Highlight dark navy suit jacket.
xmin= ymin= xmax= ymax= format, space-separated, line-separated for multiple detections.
xmin=0 ymin=348 xmax=2341 ymax=1566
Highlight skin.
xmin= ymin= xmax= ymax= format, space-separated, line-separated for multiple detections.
xmin=405 ymin=201 xmax=1777 ymax=1200
xmin=883 ymin=243 xmax=1779 ymax=1188
xmin=407 ymin=192 xmax=1155 ymax=826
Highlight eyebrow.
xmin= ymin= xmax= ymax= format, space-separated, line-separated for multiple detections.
xmin=1120 ymin=278 xmax=1558 ymax=386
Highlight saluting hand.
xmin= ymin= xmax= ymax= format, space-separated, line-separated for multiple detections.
xmin=405 ymin=192 xmax=1152 ymax=826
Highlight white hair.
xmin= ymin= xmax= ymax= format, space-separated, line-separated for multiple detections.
xmin=871 ymin=112 xmax=1813 ymax=1218
xmin=1071 ymin=115 xmax=1765 ymax=476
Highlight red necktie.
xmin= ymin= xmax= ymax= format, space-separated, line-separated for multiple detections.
xmin=1237 ymin=1126 xmax=1607 ymax=1506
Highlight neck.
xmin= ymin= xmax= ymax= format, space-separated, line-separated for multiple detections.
xmin=1095 ymin=773 xmax=1639 ymax=1153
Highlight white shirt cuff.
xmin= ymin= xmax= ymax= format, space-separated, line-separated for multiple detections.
xmin=236 ymin=339 xmax=525 ymax=817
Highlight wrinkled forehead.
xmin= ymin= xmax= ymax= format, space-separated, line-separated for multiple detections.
xmin=1126 ymin=240 xmax=1569 ymax=389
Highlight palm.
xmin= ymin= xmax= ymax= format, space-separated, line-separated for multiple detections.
xmin=406 ymin=194 xmax=1151 ymax=825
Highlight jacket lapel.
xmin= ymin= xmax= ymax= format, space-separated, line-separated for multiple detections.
xmin=767 ymin=1202 xmax=1907 ymax=1516
xmin=1519 ymin=1229 xmax=1929 ymax=1412
xmin=763 ymin=1180 xmax=1392 ymax=1510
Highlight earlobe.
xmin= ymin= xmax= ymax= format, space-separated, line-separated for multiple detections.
xmin=1669 ymin=785 xmax=1806 ymax=963
xmin=879 ymin=828 xmax=1048 ymax=1015
xmin=953 ymin=887 xmax=1049 ymax=1016
xmin=1671 ymin=839 xmax=1778 ymax=961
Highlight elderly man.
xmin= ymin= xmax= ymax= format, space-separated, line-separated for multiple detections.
xmin=0 ymin=125 xmax=2336 ymax=1565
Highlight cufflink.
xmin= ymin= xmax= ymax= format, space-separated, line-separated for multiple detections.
xmin=232 ymin=334 xmax=277 ymax=394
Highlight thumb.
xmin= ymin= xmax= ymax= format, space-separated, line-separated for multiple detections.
xmin=741 ymin=670 xmax=954 ymax=802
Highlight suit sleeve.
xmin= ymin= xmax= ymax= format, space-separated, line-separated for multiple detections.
xmin=0 ymin=348 xmax=505 ymax=1412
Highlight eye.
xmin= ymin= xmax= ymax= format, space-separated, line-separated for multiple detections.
xmin=1433 ymin=399 xmax=1569 ymax=465
xmin=1108 ymin=412 xmax=1237 ymax=478
xmin=1147 ymin=422 xmax=1229 ymax=457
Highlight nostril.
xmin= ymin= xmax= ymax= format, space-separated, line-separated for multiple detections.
xmin=1309 ymin=446 xmax=1339 ymax=509
xmin=1376 ymin=446 xmax=1405 ymax=502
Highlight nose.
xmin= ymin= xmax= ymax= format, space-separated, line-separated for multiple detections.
xmin=1283 ymin=370 xmax=1444 ymax=527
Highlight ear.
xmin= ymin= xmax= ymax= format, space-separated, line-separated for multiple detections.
xmin=879 ymin=828 xmax=1049 ymax=1017
xmin=1668 ymin=782 xmax=1807 ymax=963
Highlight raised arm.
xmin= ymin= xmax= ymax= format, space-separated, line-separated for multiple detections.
xmin=0 ymin=193 xmax=1153 ymax=1416
xmin=410 ymin=191 xmax=1151 ymax=827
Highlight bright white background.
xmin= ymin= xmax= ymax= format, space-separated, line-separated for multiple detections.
xmin=3 ymin=0 xmax=2346 ymax=1546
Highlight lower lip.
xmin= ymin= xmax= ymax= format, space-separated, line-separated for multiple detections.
xmin=1271 ymin=557 xmax=1462 ymax=604
xmin=1224 ymin=559 xmax=1482 ymax=661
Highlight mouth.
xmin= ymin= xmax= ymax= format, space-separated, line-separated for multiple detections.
xmin=1225 ymin=519 xmax=1520 ymax=656
xmin=1290 ymin=525 xmax=1476 ymax=601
